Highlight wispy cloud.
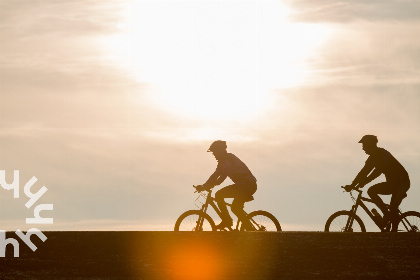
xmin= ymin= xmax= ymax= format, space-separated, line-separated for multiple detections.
xmin=302 ymin=14 xmax=420 ymax=87
xmin=288 ymin=0 xmax=420 ymax=23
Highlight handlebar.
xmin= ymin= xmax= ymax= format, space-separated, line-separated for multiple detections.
xmin=341 ymin=186 xmax=350 ymax=192
xmin=193 ymin=185 xmax=214 ymax=193
xmin=341 ymin=185 xmax=362 ymax=193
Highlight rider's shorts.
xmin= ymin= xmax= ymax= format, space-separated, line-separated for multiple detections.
xmin=231 ymin=181 xmax=257 ymax=202
xmin=391 ymin=178 xmax=410 ymax=195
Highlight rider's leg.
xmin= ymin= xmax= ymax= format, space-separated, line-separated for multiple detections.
xmin=231 ymin=183 xmax=257 ymax=230
xmin=389 ymin=181 xmax=410 ymax=232
xmin=214 ymin=185 xmax=237 ymax=226
xmin=215 ymin=183 xmax=257 ymax=229
xmin=388 ymin=180 xmax=410 ymax=218
xmin=231 ymin=198 xmax=252 ymax=229
xmin=367 ymin=182 xmax=394 ymax=216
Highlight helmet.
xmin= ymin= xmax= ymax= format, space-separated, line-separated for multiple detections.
xmin=207 ymin=140 xmax=227 ymax=152
xmin=358 ymin=135 xmax=378 ymax=144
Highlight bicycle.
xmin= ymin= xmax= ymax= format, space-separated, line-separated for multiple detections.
xmin=325 ymin=186 xmax=420 ymax=232
xmin=174 ymin=185 xmax=281 ymax=231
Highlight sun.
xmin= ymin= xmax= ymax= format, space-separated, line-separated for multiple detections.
xmin=137 ymin=64 xmax=273 ymax=122
xmin=104 ymin=1 xmax=332 ymax=122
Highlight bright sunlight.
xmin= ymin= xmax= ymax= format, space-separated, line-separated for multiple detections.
xmin=104 ymin=1 xmax=332 ymax=122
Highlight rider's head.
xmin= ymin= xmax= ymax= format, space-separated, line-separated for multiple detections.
xmin=207 ymin=140 xmax=228 ymax=160
xmin=359 ymin=135 xmax=378 ymax=155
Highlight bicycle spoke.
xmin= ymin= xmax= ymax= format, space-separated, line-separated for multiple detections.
xmin=177 ymin=213 xmax=213 ymax=231
xmin=251 ymin=216 xmax=266 ymax=230
xmin=398 ymin=213 xmax=420 ymax=232
xmin=245 ymin=211 xmax=281 ymax=232
xmin=399 ymin=218 xmax=410 ymax=232
xmin=326 ymin=212 xmax=364 ymax=232
xmin=252 ymin=218 xmax=263 ymax=230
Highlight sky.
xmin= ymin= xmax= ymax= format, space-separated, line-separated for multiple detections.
xmin=1 ymin=0 xmax=420 ymax=231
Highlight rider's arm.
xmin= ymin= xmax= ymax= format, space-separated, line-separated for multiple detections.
xmin=203 ymin=170 xmax=219 ymax=187
xmin=214 ymin=173 xmax=228 ymax=186
xmin=351 ymin=162 xmax=374 ymax=189
xmin=203 ymin=158 xmax=230 ymax=188
xmin=203 ymin=170 xmax=227 ymax=188
xmin=203 ymin=162 xmax=227 ymax=187
xmin=364 ymin=168 xmax=381 ymax=185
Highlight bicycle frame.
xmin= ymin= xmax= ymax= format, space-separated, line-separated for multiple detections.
xmin=198 ymin=189 xmax=245 ymax=231
xmin=348 ymin=189 xmax=400 ymax=232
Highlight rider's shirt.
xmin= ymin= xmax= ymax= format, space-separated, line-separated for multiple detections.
xmin=366 ymin=148 xmax=409 ymax=183
xmin=215 ymin=153 xmax=257 ymax=185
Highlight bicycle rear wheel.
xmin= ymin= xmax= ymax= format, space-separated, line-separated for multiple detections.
xmin=396 ymin=211 xmax=420 ymax=232
xmin=174 ymin=210 xmax=216 ymax=231
xmin=242 ymin=210 xmax=281 ymax=232
xmin=325 ymin=210 xmax=366 ymax=232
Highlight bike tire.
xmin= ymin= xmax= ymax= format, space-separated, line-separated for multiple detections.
xmin=396 ymin=211 xmax=420 ymax=232
xmin=325 ymin=210 xmax=366 ymax=232
xmin=241 ymin=210 xmax=282 ymax=232
xmin=174 ymin=210 xmax=216 ymax=231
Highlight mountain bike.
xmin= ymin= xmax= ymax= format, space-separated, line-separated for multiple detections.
xmin=325 ymin=186 xmax=420 ymax=232
xmin=174 ymin=186 xmax=281 ymax=231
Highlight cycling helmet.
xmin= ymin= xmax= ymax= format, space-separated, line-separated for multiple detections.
xmin=207 ymin=140 xmax=227 ymax=152
xmin=358 ymin=135 xmax=378 ymax=144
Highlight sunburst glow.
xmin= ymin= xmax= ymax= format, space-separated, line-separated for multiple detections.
xmin=105 ymin=1 xmax=332 ymax=122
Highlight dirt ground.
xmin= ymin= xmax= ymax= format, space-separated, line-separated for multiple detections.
xmin=0 ymin=231 xmax=419 ymax=279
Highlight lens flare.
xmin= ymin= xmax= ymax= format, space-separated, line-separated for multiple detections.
xmin=165 ymin=239 xmax=225 ymax=280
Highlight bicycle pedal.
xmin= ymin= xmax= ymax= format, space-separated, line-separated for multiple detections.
xmin=383 ymin=223 xmax=391 ymax=232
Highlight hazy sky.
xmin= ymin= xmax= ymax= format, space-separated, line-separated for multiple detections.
xmin=1 ymin=0 xmax=420 ymax=231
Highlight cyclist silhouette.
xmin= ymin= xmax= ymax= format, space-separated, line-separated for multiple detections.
xmin=345 ymin=135 xmax=410 ymax=223
xmin=195 ymin=140 xmax=257 ymax=230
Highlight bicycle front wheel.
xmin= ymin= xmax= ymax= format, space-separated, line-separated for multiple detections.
xmin=325 ymin=211 xmax=366 ymax=232
xmin=397 ymin=211 xmax=420 ymax=232
xmin=174 ymin=210 xmax=216 ymax=231
xmin=242 ymin=210 xmax=281 ymax=232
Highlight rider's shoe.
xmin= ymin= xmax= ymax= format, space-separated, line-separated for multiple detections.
xmin=216 ymin=219 xmax=233 ymax=230
xmin=390 ymin=213 xmax=400 ymax=232
xmin=376 ymin=212 xmax=390 ymax=231
xmin=383 ymin=212 xmax=400 ymax=232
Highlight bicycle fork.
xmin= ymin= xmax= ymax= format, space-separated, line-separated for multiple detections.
xmin=195 ymin=204 xmax=209 ymax=231
xmin=345 ymin=205 xmax=358 ymax=232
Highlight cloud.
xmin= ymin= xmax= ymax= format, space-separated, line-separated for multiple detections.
xmin=0 ymin=0 xmax=136 ymax=130
xmin=287 ymin=0 xmax=420 ymax=23
xmin=302 ymin=19 xmax=420 ymax=88
xmin=0 ymin=0 xmax=127 ymax=82
xmin=0 ymin=0 xmax=124 ymax=37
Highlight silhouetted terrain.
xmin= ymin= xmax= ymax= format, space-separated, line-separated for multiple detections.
xmin=0 ymin=231 xmax=419 ymax=279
